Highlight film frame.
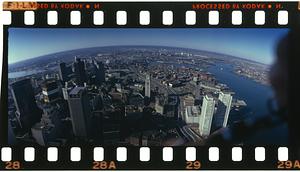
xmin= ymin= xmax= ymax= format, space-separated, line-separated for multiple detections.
xmin=1 ymin=1 xmax=300 ymax=170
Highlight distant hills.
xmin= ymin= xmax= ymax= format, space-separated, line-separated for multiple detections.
xmin=9 ymin=45 xmax=268 ymax=71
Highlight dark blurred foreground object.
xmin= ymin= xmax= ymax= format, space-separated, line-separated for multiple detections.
xmin=205 ymin=21 xmax=300 ymax=158
xmin=287 ymin=13 xmax=300 ymax=159
xmin=205 ymin=104 xmax=287 ymax=145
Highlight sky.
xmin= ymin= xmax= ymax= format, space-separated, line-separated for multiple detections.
xmin=8 ymin=28 xmax=289 ymax=65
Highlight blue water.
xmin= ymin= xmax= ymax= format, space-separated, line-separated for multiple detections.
xmin=153 ymin=61 xmax=274 ymax=118
xmin=207 ymin=63 xmax=274 ymax=118
xmin=8 ymin=70 xmax=44 ymax=79
xmin=207 ymin=63 xmax=289 ymax=144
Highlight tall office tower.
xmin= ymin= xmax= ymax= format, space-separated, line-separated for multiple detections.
xmin=67 ymin=87 xmax=91 ymax=138
xmin=74 ymin=58 xmax=87 ymax=86
xmin=218 ymin=92 xmax=232 ymax=127
xmin=41 ymin=79 xmax=61 ymax=103
xmin=145 ymin=74 xmax=151 ymax=98
xmin=62 ymin=82 xmax=69 ymax=100
xmin=211 ymin=92 xmax=232 ymax=131
xmin=94 ymin=60 xmax=105 ymax=85
xmin=198 ymin=95 xmax=215 ymax=137
xmin=10 ymin=79 xmax=42 ymax=132
xmin=211 ymin=102 xmax=226 ymax=132
xmin=58 ymin=62 xmax=68 ymax=82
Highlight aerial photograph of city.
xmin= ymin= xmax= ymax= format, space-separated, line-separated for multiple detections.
xmin=7 ymin=28 xmax=289 ymax=146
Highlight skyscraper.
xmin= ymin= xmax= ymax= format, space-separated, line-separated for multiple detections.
xmin=211 ymin=92 xmax=233 ymax=132
xmin=10 ymin=79 xmax=42 ymax=132
xmin=94 ymin=60 xmax=105 ymax=85
xmin=199 ymin=95 xmax=215 ymax=137
xmin=218 ymin=92 xmax=232 ymax=127
xmin=211 ymin=101 xmax=226 ymax=132
xmin=74 ymin=58 xmax=87 ymax=86
xmin=67 ymin=87 xmax=91 ymax=138
xmin=62 ymin=82 xmax=69 ymax=100
xmin=41 ymin=79 xmax=62 ymax=103
xmin=58 ymin=62 xmax=68 ymax=82
xmin=145 ymin=74 xmax=151 ymax=98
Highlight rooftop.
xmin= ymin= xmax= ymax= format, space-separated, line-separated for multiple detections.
xmin=69 ymin=86 xmax=86 ymax=95
xmin=186 ymin=106 xmax=200 ymax=117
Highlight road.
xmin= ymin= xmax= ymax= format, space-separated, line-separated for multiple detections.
xmin=177 ymin=125 xmax=202 ymax=142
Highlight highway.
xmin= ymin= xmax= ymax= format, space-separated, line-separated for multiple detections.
xmin=178 ymin=125 xmax=202 ymax=142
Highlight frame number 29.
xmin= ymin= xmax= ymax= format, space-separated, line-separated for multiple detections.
xmin=186 ymin=161 xmax=201 ymax=169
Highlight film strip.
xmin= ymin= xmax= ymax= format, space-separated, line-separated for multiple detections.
xmin=0 ymin=146 xmax=297 ymax=170
xmin=1 ymin=1 xmax=300 ymax=170
xmin=1 ymin=2 xmax=299 ymax=27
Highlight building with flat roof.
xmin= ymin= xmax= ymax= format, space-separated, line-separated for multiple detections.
xmin=10 ymin=78 xmax=42 ymax=132
xmin=184 ymin=106 xmax=200 ymax=124
xmin=183 ymin=95 xmax=195 ymax=107
xmin=94 ymin=60 xmax=105 ymax=85
xmin=58 ymin=62 xmax=68 ymax=82
xmin=218 ymin=92 xmax=232 ymax=127
xmin=198 ymin=95 xmax=215 ymax=137
xmin=68 ymin=87 xmax=92 ymax=138
xmin=212 ymin=91 xmax=233 ymax=132
xmin=74 ymin=58 xmax=87 ymax=86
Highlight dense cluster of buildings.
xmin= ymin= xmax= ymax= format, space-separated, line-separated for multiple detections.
xmin=8 ymin=48 xmax=246 ymax=146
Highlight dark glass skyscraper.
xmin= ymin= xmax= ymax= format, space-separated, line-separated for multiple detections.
xmin=58 ymin=62 xmax=68 ymax=82
xmin=74 ymin=58 xmax=87 ymax=86
xmin=10 ymin=79 xmax=42 ymax=132
xmin=94 ymin=61 xmax=105 ymax=85
xmin=67 ymin=87 xmax=91 ymax=138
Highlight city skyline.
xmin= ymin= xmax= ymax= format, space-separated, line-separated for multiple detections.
xmin=8 ymin=44 xmax=278 ymax=146
xmin=8 ymin=28 xmax=288 ymax=64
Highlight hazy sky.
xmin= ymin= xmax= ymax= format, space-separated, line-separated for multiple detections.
xmin=8 ymin=28 xmax=288 ymax=64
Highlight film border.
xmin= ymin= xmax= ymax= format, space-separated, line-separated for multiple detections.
xmin=1 ymin=2 xmax=299 ymax=28
xmin=1 ymin=1 xmax=300 ymax=170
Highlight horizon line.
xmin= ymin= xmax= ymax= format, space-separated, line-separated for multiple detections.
xmin=8 ymin=44 xmax=270 ymax=66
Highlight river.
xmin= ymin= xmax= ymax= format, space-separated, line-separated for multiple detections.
xmin=8 ymin=69 xmax=45 ymax=79
xmin=207 ymin=63 xmax=274 ymax=117
xmin=207 ymin=63 xmax=288 ymax=144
